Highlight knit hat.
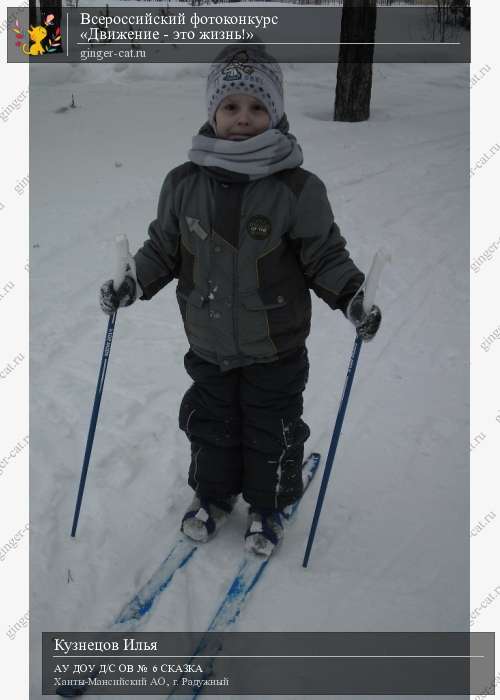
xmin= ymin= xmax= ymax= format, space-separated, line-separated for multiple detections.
xmin=206 ymin=45 xmax=284 ymax=129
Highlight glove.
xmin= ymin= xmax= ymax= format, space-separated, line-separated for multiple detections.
xmin=346 ymin=290 xmax=381 ymax=342
xmin=99 ymin=274 xmax=137 ymax=316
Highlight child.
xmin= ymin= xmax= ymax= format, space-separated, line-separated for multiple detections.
xmin=100 ymin=46 xmax=381 ymax=557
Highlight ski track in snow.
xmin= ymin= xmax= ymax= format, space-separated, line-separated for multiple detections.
xmin=30 ymin=59 xmax=468 ymax=700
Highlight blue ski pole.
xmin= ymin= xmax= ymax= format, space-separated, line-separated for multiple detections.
xmin=302 ymin=336 xmax=362 ymax=568
xmin=302 ymin=249 xmax=390 ymax=567
xmin=71 ymin=235 xmax=133 ymax=537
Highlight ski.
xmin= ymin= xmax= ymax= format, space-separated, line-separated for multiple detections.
xmin=114 ymin=452 xmax=318 ymax=631
xmin=112 ymin=536 xmax=198 ymax=630
xmin=168 ymin=452 xmax=321 ymax=698
xmin=56 ymin=454 xmax=320 ymax=698
xmin=56 ymin=536 xmax=199 ymax=697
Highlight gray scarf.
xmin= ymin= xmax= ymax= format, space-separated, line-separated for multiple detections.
xmin=188 ymin=115 xmax=303 ymax=181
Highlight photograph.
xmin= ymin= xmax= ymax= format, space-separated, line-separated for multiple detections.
xmin=1 ymin=1 xmax=495 ymax=699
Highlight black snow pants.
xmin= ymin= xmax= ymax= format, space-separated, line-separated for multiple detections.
xmin=179 ymin=347 xmax=310 ymax=511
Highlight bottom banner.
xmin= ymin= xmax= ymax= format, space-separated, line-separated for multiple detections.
xmin=42 ymin=631 xmax=494 ymax=695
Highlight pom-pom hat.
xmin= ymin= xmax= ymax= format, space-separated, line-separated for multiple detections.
xmin=206 ymin=45 xmax=284 ymax=129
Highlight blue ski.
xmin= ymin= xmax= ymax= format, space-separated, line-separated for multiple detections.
xmin=168 ymin=452 xmax=321 ymax=698
xmin=111 ymin=536 xmax=198 ymax=630
xmin=56 ymin=455 xmax=319 ymax=697
xmin=57 ymin=536 xmax=200 ymax=696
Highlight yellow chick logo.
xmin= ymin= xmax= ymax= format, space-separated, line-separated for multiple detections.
xmin=22 ymin=25 xmax=47 ymax=55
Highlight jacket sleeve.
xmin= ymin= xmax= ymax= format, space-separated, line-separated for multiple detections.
xmin=134 ymin=171 xmax=181 ymax=301
xmin=288 ymin=173 xmax=365 ymax=314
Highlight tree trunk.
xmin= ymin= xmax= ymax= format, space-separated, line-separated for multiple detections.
xmin=334 ymin=0 xmax=377 ymax=122
xmin=29 ymin=0 xmax=38 ymax=28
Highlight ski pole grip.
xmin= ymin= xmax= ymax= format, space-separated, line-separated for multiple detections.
xmin=362 ymin=248 xmax=391 ymax=314
xmin=113 ymin=234 xmax=131 ymax=292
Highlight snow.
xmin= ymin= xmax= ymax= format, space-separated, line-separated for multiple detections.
xmin=29 ymin=58 xmax=468 ymax=699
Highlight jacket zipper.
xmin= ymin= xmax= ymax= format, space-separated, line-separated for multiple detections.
xmin=232 ymin=184 xmax=245 ymax=358
xmin=233 ymin=238 xmax=241 ymax=357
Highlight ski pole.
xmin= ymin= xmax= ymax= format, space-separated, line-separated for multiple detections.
xmin=302 ymin=249 xmax=390 ymax=567
xmin=70 ymin=235 xmax=132 ymax=537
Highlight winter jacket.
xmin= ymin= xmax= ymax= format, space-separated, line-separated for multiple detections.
xmin=134 ymin=162 xmax=364 ymax=370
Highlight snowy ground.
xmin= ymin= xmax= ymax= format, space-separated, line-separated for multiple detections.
xmin=29 ymin=60 xmax=469 ymax=699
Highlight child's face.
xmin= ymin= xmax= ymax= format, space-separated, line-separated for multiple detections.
xmin=214 ymin=94 xmax=271 ymax=140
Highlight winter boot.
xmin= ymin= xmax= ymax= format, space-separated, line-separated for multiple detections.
xmin=244 ymin=507 xmax=284 ymax=557
xmin=181 ymin=495 xmax=236 ymax=543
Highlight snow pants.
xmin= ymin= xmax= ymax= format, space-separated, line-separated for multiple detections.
xmin=179 ymin=347 xmax=310 ymax=511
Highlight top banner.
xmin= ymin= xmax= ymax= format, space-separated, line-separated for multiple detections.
xmin=7 ymin=5 xmax=470 ymax=63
